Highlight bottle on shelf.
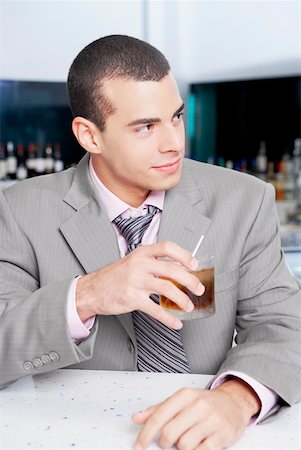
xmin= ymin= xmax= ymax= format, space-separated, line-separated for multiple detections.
xmin=16 ymin=144 xmax=28 ymax=181
xmin=295 ymin=171 xmax=301 ymax=209
xmin=281 ymin=149 xmax=290 ymax=168
xmin=267 ymin=161 xmax=277 ymax=191
xmin=35 ymin=144 xmax=46 ymax=176
xmin=287 ymin=171 xmax=301 ymax=224
xmin=217 ymin=156 xmax=225 ymax=167
xmin=6 ymin=141 xmax=17 ymax=180
xmin=292 ymin=138 xmax=301 ymax=168
xmin=53 ymin=143 xmax=64 ymax=173
xmin=45 ymin=144 xmax=55 ymax=174
xmin=281 ymin=150 xmax=295 ymax=201
xmin=275 ymin=162 xmax=285 ymax=201
xmin=225 ymin=160 xmax=234 ymax=170
xmin=292 ymin=138 xmax=301 ymax=199
xmin=207 ymin=156 xmax=215 ymax=165
xmin=295 ymin=169 xmax=301 ymax=200
xmin=0 ymin=143 xmax=7 ymax=181
xmin=26 ymin=143 xmax=37 ymax=178
xmin=255 ymin=140 xmax=268 ymax=181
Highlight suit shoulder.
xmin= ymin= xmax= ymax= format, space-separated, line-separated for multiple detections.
xmin=2 ymin=167 xmax=76 ymax=203
xmin=183 ymin=157 xmax=268 ymax=195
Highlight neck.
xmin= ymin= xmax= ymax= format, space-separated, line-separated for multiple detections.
xmin=115 ymin=190 xmax=150 ymax=208
xmin=90 ymin=155 xmax=150 ymax=208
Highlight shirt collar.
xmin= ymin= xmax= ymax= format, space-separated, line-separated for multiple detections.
xmin=88 ymin=156 xmax=165 ymax=221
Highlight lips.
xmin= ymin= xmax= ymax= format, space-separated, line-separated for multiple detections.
xmin=152 ymin=158 xmax=181 ymax=174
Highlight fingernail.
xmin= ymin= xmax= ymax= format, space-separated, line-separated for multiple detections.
xmin=197 ymin=283 xmax=205 ymax=295
xmin=174 ymin=318 xmax=183 ymax=329
xmin=190 ymin=257 xmax=198 ymax=270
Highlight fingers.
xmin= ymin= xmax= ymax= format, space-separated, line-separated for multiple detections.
xmin=126 ymin=247 xmax=204 ymax=319
xmin=169 ymin=417 xmax=216 ymax=450
xmin=195 ymin=438 xmax=222 ymax=450
xmin=151 ymin=258 xmax=205 ymax=296
xmin=133 ymin=403 xmax=225 ymax=450
xmin=156 ymin=394 xmax=217 ymax=449
xmin=131 ymin=405 xmax=157 ymax=424
xmin=133 ymin=388 xmax=198 ymax=450
xmin=132 ymin=387 xmax=246 ymax=450
xmin=138 ymin=294 xmax=183 ymax=330
xmin=141 ymin=241 xmax=198 ymax=271
xmin=86 ymin=240 xmax=204 ymax=323
xmin=153 ymin=277 xmax=195 ymax=313
xmin=158 ymin=410 xmax=203 ymax=449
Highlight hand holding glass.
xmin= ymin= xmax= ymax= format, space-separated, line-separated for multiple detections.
xmin=160 ymin=255 xmax=215 ymax=320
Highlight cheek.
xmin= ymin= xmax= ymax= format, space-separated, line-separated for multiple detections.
xmin=125 ymin=137 xmax=157 ymax=166
xmin=178 ymin=123 xmax=185 ymax=144
xmin=105 ymin=133 xmax=157 ymax=173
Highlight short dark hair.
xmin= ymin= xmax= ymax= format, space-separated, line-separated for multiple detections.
xmin=67 ymin=35 xmax=170 ymax=131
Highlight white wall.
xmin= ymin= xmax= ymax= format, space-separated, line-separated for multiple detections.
xmin=0 ymin=0 xmax=300 ymax=97
xmin=0 ymin=0 xmax=144 ymax=81
xmin=147 ymin=0 xmax=301 ymax=86
xmin=1 ymin=0 xmax=300 ymax=84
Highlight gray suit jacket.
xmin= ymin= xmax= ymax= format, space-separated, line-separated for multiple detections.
xmin=0 ymin=154 xmax=300 ymax=406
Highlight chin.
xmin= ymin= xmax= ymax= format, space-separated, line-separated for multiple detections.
xmin=149 ymin=171 xmax=182 ymax=192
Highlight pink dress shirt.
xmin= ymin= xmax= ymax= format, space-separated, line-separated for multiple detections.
xmin=66 ymin=156 xmax=278 ymax=424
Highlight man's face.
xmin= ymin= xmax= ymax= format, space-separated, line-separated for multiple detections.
xmin=93 ymin=72 xmax=185 ymax=206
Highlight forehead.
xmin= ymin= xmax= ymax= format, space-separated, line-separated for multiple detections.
xmin=102 ymin=73 xmax=182 ymax=121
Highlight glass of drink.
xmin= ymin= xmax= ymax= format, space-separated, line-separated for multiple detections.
xmin=160 ymin=255 xmax=215 ymax=320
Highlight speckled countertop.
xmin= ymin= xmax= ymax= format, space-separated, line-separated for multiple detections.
xmin=0 ymin=369 xmax=300 ymax=449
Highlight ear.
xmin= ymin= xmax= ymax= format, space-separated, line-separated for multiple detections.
xmin=72 ymin=117 xmax=102 ymax=154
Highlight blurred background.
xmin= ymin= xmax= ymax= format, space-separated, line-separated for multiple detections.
xmin=0 ymin=0 xmax=300 ymax=279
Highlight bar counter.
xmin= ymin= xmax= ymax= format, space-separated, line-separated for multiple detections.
xmin=0 ymin=369 xmax=300 ymax=449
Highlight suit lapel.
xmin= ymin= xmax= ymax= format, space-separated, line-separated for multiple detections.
xmin=159 ymin=161 xmax=211 ymax=255
xmin=59 ymin=154 xmax=120 ymax=273
xmin=60 ymin=199 xmax=119 ymax=274
xmin=59 ymin=154 xmax=136 ymax=344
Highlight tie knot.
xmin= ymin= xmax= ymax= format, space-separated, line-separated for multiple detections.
xmin=113 ymin=205 xmax=160 ymax=253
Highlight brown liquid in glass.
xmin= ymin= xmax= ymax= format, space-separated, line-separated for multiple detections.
xmin=160 ymin=267 xmax=214 ymax=310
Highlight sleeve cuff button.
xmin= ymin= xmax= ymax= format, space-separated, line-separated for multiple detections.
xmin=23 ymin=361 xmax=34 ymax=371
xmin=41 ymin=354 xmax=51 ymax=365
xmin=49 ymin=351 xmax=59 ymax=362
xmin=32 ymin=357 xmax=43 ymax=368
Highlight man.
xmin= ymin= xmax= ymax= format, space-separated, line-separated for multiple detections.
xmin=0 ymin=35 xmax=300 ymax=450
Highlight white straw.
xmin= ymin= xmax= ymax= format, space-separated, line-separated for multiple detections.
xmin=192 ymin=235 xmax=204 ymax=257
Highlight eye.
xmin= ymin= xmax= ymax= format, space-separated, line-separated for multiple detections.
xmin=174 ymin=112 xmax=184 ymax=122
xmin=136 ymin=124 xmax=153 ymax=134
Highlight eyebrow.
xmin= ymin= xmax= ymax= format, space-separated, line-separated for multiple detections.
xmin=126 ymin=103 xmax=185 ymax=127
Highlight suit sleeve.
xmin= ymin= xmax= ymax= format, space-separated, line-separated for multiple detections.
xmin=0 ymin=191 xmax=98 ymax=389
xmin=214 ymin=183 xmax=301 ymax=407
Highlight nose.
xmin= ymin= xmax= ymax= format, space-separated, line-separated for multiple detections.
xmin=158 ymin=124 xmax=184 ymax=153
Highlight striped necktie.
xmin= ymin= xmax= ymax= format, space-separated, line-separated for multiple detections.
xmin=113 ymin=205 xmax=191 ymax=373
